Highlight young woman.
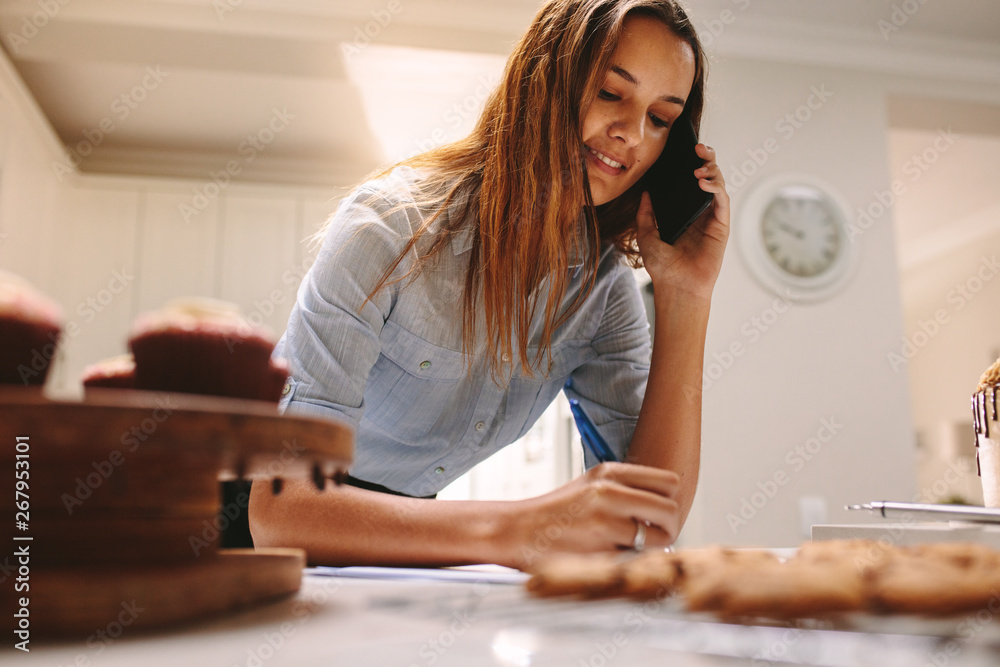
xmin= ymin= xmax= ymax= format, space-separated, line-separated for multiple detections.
xmin=249 ymin=0 xmax=730 ymax=569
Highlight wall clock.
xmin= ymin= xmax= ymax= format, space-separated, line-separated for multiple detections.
xmin=737 ymin=173 xmax=857 ymax=302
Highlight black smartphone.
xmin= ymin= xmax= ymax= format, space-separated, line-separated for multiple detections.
xmin=643 ymin=113 xmax=714 ymax=244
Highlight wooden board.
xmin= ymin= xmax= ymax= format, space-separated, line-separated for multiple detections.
xmin=0 ymin=387 xmax=354 ymax=482
xmin=8 ymin=549 xmax=306 ymax=637
xmin=0 ymin=388 xmax=353 ymax=563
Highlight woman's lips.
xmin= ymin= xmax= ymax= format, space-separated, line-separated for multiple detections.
xmin=585 ymin=145 xmax=628 ymax=176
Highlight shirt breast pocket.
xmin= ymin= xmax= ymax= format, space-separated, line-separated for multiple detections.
xmin=362 ymin=320 xmax=468 ymax=442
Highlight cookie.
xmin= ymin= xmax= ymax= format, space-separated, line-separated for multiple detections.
xmin=525 ymin=552 xmax=624 ymax=599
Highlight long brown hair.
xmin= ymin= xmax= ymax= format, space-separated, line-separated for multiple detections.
xmin=358 ymin=0 xmax=707 ymax=381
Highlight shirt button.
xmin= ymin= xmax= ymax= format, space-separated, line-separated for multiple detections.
xmin=502 ymin=353 xmax=511 ymax=362
xmin=282 ymin=382 xmax=291 ymax=396
xmin=475 ymin=421 xmax=486 ymax=432
xmin=419 ymin=360 xmax=432 ymax=370
xmin=434 ymin=466 xmax=445 ymax=474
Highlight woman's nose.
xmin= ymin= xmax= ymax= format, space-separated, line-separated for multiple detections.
xmin=608 ymin=112 xmax=643 ymax=147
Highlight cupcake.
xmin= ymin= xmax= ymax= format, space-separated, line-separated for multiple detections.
xmin=129 ymin=298 xmax=282 ymax=401
xmin=973 ymin=356 xmax=1000 ymax=506
xmin=0 ymin=270 xmax=62 ymax=386
xmin=80 ymin=354 xmax=136 ymax=390
xmin=259 ymin=356 xmax=290 ymax=403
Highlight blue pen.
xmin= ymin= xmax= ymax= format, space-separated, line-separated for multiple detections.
xmin=569 ymin=397 xmax=669 ymax=552
xmin=568 ymin=398 xmax=619 ymax=463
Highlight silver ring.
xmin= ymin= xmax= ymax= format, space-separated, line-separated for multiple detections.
xmin=632 ymin=520 xmax=646 ymax=552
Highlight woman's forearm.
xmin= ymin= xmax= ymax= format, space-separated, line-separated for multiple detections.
xmin=249 ymin=479 xmax=514 ymax=567
xmin=626 ymin=286 xmax=711 ymax=528
xmin=250 ymin=458 xmax=687 ymax=567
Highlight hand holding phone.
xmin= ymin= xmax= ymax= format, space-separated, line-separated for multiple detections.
xmin=642 ymin=113 xmax=714 ymax=245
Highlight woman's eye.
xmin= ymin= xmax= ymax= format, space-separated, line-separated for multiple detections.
xmin=649 ymin=114 xmax=670 ymax=129
xmin=597 ymin=89 xmax=619 ymax=101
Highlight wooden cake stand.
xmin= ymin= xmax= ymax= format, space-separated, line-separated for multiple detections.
xmin=0 ymin=387 xmax=353 ymax=636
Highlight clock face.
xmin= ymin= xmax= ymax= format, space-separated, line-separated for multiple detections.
xmin=760 ymin=185 xmax=843 ymax=278
xmin=737 ymin=174 xmax=856 ymax=302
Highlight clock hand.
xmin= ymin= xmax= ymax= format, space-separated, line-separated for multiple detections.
xmin=776 ymin=222 xmax=805 ymax=240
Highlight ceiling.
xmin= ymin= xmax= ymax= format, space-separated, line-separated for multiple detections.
xmin=0 ymin=0 xmax=998 ymax=190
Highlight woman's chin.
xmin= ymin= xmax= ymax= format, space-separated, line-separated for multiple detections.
xmin=588 ymin=186 xmax=613 ymax=207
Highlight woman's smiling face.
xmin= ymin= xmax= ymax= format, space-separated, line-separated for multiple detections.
xmin=582 ymin=14 xmax=697 ymax=207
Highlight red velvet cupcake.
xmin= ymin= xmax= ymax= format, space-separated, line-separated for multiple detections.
xmin=260 ymin=356 xmax=290 ymax=403
xmin=0 ymin=270 xmax=63 ymax=386
xmin=80 ymin=354 xmax=137 ymax=390
xmin=129 ymin=298 xmax=280 ymax=401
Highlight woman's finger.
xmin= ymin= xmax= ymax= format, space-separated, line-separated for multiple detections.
xmin=587 ymin=461 xmax=680 ymax=499
xmin=637 ymin=519 xmax=678 ymax=549
xmin=606 ymin=501 xmax=680 ymax=550
xmin=695 ymin=142 xmax=716 ymax=161
xmin=580 ymin=477 xmax=681 ymax=545
xmin=613 ymin=486 xmax=681 ymax=540
xmin=636 ymin=190 xmax=658 ymax=234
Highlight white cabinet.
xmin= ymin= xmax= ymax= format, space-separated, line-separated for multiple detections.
xmin=48 ymin=187 xmax=139 ymax=391
xmin=31 ymin=177 xmax=339 ymax=392
xmin=135 ymin=189 xmax=220 ymax=315
xmin=219 ymin=193 xmax=300 ymax=337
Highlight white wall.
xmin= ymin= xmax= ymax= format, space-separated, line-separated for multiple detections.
xmin=679 ymin=57 xmax=920 ymax=547
xmin=903 ymin=232 xmax=1000 ymax=428
xmin=899 ymin=220 xmax=1000 ymax=505
xmin=681 ymin=50 xmax=1000 ymax=547
xmin=895 ymin=129 xmax=1000 ymax=436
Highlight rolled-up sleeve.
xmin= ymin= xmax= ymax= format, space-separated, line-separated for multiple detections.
xmin=563 ymin=263 xmax=651 ymax=467
xmin=276 ymin=184 xmax=417 ymax=426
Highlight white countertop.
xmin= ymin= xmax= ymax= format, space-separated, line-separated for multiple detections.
xmin=9 ymin=569 xmax=1000 ymax=667
xmin=813 ymin=521 xmax=1000 ymax=548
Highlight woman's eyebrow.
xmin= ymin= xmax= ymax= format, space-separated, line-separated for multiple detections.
xmin=610 ymin=65 xmax=686 ymax=107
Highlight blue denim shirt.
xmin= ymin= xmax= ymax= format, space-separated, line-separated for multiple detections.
xmin=275 ymin=167 xmax=651 ymax=497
